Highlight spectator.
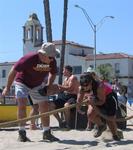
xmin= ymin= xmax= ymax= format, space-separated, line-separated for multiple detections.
xmin=112 ymin=78 xmax=121 ymax=94
xmin=127 ymin=81 xmax=133 ymax=99
xmin=117 ymin=85 xmax=127 ymax=106
xmin=50 ymin=65 xmax=80 ymax=128
xmin=117 ymin=85 xmax=127 ymax=130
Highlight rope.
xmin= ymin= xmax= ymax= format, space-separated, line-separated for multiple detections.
xmin=0 ymin=99 xmax=132 ymax=128
xmin=0 ymin=100 xmax=87 ymax=128
xmin=119 ymin=101 xmax=133 ymax=112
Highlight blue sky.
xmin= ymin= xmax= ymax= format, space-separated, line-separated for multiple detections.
xmin=0 ymin=0 xmax=133 ymax=62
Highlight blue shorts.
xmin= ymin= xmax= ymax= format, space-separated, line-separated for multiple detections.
xmin=15 ymin=82 xmax=48 ymax=104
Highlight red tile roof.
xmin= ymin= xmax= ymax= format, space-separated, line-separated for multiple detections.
xmin=85 ymin=53 xmax=133 ymax=60
xmin=53 ymin=40 xmax=93 ymax=49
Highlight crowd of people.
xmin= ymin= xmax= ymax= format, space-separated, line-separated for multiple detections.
xmin=1 ymin=42 xmax=128 ymax=142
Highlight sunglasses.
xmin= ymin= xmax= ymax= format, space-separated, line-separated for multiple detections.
xmin=81 ymin=83 xmax=89 ymax=87
xmin=42 ymin=54 xmax=53 ymax=60
xmin=48 ymin=56 xmax=53 ymax=59
xmin=81 ymin=84 xmax=91 ymax=92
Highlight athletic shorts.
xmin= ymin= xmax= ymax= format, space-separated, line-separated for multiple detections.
xmin=98 ymin=92 xmax=118 ymax=116
xmin=53 ymin=92 xmax=77 ymax=109
xmin=15 ymin=82 xmax=48 ymax=104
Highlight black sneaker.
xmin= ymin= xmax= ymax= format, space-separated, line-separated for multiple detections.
xmin=94 ymin=125 xmax=107 ymax=138
xmin=86 ymin=126 xmax=93 ymax=131
xmin=43 ymin=129 xmax=59 ymax=142
xmin=59 ymin=121 xmax=70 ymax=130
xmin=18 ymin=130 xmax=31 ymax=142
xmin=86 ymin=123 xmax=94 ymax=131
xmin=113 ymin=135 xmax=121 ymax=141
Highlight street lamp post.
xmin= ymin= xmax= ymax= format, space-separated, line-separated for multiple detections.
xmin=75 ymin=4 xmax=114 ymax=70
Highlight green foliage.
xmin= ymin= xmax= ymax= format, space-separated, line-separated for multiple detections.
xmin=96 ymin=63 xmax=113 ymax=81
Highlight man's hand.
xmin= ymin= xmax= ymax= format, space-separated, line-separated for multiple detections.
xmin=38 ymin=84 xmax=60 ymax=96
xmin=58 ymin=84 xmax=64 ymax=92
xmin=2 ymin=87 xmax=9 ymax=97
xmin=38 ymin=86 xmax=48 ymax=96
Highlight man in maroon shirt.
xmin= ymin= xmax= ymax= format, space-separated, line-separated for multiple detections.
xmin=2 ymin=42 xmax=59 ymax=142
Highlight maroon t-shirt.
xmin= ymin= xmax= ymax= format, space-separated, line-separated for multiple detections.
xmin=14 ymin=52 xmax=57 ymax=88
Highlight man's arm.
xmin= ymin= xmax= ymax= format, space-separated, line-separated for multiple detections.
xmin=38 ymin=72 xmax=57 ymax=96
xmin=2 ymin=66 xmax=17 ymax=96
xmin=47 ymin=72 xmax=56 ymax=86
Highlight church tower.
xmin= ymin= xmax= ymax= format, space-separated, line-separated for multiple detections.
xmin=23 ymin=13 xmax=43 ymax=55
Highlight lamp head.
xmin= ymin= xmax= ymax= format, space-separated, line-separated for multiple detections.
xmin=111 ymin=16 xmax=115 ymax=19
xmin=75 ymin=4 xmax=79 ymax=8
xmin=106 ymin=16 xmax=115 ymax=19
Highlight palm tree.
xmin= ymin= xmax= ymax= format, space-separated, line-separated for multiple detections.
xmin=43 ymin=0 xmax=52 ymax=42
xmin=58 ymin=0 xmax=68 ymax=84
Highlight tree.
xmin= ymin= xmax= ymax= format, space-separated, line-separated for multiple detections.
xmin=97 ymin=63 xmax=113 ymax=81
xmin=58 ymin=0 xmax=68 ymax=84
xmin=43 ymin=0 xmax=52 ymax=42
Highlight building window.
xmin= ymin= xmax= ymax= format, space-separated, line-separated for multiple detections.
xmin=2 ymin=69 xmax=6 ymax=78
xmin=81 ymin=49 xmax=85 ymax=56
xmin=72 ymin=66 xmax=82 ymax=74
xmin=36 ymin=28 xmax=40 ymax=40
xmin=26 ymin=28 xmax=31 ymax=39
xmin=114 ymin=63 xmax=120 ymax=74
xmin=132 ymin=64 xmax=133 ymax=71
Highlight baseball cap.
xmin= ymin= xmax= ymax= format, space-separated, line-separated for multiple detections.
xmin=38 ymin=42 xmax=59 ymax=57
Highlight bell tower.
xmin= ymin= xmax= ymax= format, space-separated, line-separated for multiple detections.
xmin=23 ymin=13 xmax=43 ymax=55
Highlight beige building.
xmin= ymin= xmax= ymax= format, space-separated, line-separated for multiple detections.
xmin=86 ymin=53 xmax=133 ymax=84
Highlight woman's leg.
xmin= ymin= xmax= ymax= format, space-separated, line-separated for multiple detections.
xmin=106 ymin=116 xmax=120 ymax=140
